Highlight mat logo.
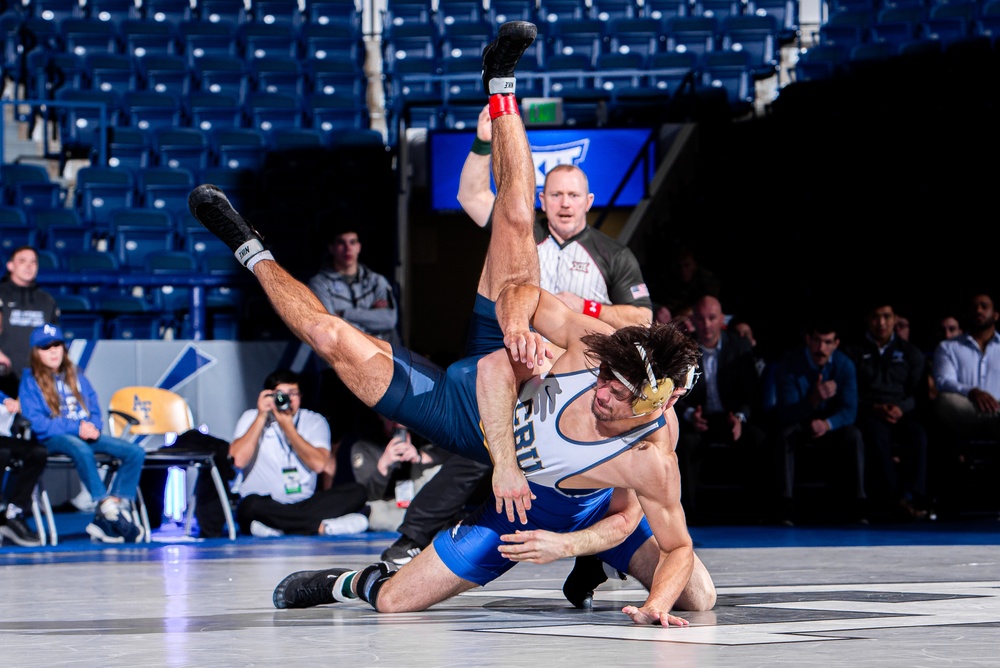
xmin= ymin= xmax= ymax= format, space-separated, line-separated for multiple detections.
xmin=531 ymin=139 xmax=590 ymax=190
xmin=477 ymin=580 xmax=1000 ymax=646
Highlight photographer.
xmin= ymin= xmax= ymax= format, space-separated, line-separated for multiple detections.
xmin=230 ymin=369 xmax=368 ymax=537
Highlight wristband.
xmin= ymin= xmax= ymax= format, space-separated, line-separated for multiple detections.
xmin=583 ymin=300 xmax=602 ymax=318
xmin=471 ymin=137 xmax=492 ymax=155
xmin=489 ymin=94 xmax=519 ymax=119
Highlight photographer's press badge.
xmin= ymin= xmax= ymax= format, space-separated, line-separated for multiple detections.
xmin=282 ymin=467 xmax=302 ymax=495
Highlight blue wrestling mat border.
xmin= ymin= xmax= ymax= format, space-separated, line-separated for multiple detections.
xmin=2 ymin=511 xmax=999 ymax=566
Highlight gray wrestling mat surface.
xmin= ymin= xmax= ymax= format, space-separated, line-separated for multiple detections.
xmin=2 ymin=523 xmax=999 ymax=667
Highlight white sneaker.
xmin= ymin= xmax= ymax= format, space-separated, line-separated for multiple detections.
xmin=71 ymin=488 xmax=97 ymax=513
xmin=250 ymin=520 xmax=284 ymax=538
xmin=320 ymin=513 xmax=369 ymax=536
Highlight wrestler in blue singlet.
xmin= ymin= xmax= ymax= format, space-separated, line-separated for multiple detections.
xmin=371 ymin=294 xmax=656 ymax=585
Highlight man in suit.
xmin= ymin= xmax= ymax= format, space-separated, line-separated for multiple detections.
xmin=676 ymin=295 xmax=766 ymax=523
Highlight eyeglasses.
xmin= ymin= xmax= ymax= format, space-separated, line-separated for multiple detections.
xmin=38 ymin=342 xmax=64 ymax=351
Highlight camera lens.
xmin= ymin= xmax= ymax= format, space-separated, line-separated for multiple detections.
xmin=273 ymin=390 xmax=291 ymax=411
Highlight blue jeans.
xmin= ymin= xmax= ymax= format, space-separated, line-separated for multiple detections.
xmin=43 ymin=434 xmax=146 ymax=502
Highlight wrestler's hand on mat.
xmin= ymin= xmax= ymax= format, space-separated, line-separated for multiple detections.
xmin=503 ymin=328 xmax=551 ymax=370
xmin=493 ymin=465 xmax=534 ymax=525
xmin=497 ymin=529 xmax=570 ymax=564
xmin=622 ymin=605 xmax=690 ymax=627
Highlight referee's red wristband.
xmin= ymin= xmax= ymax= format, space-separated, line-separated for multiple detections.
xmin=583 ymin=300 xmax=602 ymax=318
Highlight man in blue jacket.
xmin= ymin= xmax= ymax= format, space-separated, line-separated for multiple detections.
xmin=767 ymin=318 xmax=866 ymax=525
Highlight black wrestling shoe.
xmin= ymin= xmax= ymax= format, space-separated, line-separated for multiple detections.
xmin=482 ymin=20 xmax=536 ymax=95
xmin=380 ymin=535 xmax=422 ymax=565
xmin=188 ymin=184 xmax=267 ymax=268
xmin=562 ymin=555 xmax=625 ymax=609
xmin=273 ymin=568 xmax=349 ymax=609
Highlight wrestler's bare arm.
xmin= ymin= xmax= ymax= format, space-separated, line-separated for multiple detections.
xmin=498 ymin=487 xmax=642 ymax=563
xmin=626 ymin=451 xmax=696 ymax=627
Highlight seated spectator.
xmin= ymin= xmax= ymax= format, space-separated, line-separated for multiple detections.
xmin=844 ymin=300 xmax=929 ymax=521
xmin=230 ymin=369 xmax=368 ymax=538
xmin=766 ymin=317 xmax=867 ymax=525
xmin=349 ymin=419 xmax=450 ymax=533
xmin=0 ymin=392 xmax=45 ymax=547
xmin=931 ymin=291 xmax=1000 ymax=440
xmin=19 ymin=324 xmax=145 ymax=543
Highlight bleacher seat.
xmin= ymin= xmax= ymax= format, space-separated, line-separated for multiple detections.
xmin=305 ymin=55 xmax=366 ymax=97
xmin=922 ymin=0 xmax=978 ymax=46
xmin=699 ymin=48 xmax=755 ymax=116
xmin=196 ymin=166 xmax=257 ymax=211
xmin=592 ymin=0 xmax=641 ymax=21
xmin=137 ymin=53 xmax=192 ymax=96
xmin=108 ymin=208 xmax=177 ymax=272
xmin=382 ymin=0 xmax=436 ymax=28
xmin=74 ymin=165 xmax=135 ymax=229
xmin=143 ymin=0 xmax=194 ymax=24
xmin=817 ymin=8 xmax=872 ymax=52
xmin=487 ymin=0 xmax=540 ymax=25
xmin=870 ymin=5 xmax=927 ymax=48
xmin=209 ymin=127 xmax=268 ymax=170
xmin=33 ymin=208 xmax=95 ymax=254
xmin=59 ymin=16 xmax=121 ymax=56
xmin=250 ymin=55 xmax=307 ymax=97
xmin=179 ymin=19 xmax=240 ymax=66
xmin=136 ymin=166 xmax=196 ymax=212
xmin=185 ymin=90 xmax=244 ymax=131
xmin=305 ymin=0 xmax=362 ymax=28
xmin=664 ymin=15 xmax=719 ymax=56
xmin=152 ymin=127 xmax=211 ymax=171
xmin=746 ymin=0 xmax=799 ymax=45
xmin=645 ymin=0 xmax=692 ymax=22
xmin=299 ymin=21 xmax=364 ymax=64
xmin=244 ymin=91 xmax=305 ymax=132
xmin=54 ymin=89 xmax=121 ymax=163
xmin=719 ymin=13 xmax=780 ymax=79
xmin=0 ymin=206 xmax=37 ymax=253
xmin=608 ymin=16 xmax=666 ymax=57
xmin=101 ymin=125 xmax=152 ymax=170
xmin=123 ymin=90 xmax=183 ymax=131
xmin=550 ymin=17 xmax=608 ymax=66
xmin=307 ymin=93 xmax=369 ymax=136
xmin=86 ymin=0 xmax=140 ymax=23
xmin=30 ymin=0 xmax=85 ymax=23
xmin=198 ymin=0 xmax=251 ymax=24
xmin=237 ymin=20 xmax=299 ymax=62
xmin=252 ymin=0 xmax=305 ymax=27
xmin=100 ymin=294 xmax=164 ymax=340
xmin=83 ymin=52 xmax=137 ymax=93
xmin=120 ymin=18 xmax=179 ymax=57
xmin=538 ymin=0 xmax=592 ymax=22
xmin=437 ymin=0 xmax=487 ymax=26
xmin=0 ymin=162 xmax=63 ymax=210
xmin=792 ymin=42 xmax=847 ymax=80
xmin=192 ymin=53 xmax=250 ymax=101
xmin=692 ymin=0 xmax=745 ymax=19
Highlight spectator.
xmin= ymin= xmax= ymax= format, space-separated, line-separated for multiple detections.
xmin=0 ymin=392 xmax=45 ymax=547
xmin=657 ymin=243 xmax=722 ymax=316
xmin=728 ymin=315 xmax=766 ymax=377
xmin=766 ymin=318 xmax=866 ymax=525
xmin=675 ymin=295 xmax=767 ymax=523
xmin=19 ymin=324 xmax=145 ymax=543
xmin=894 ymin=313 xmax=911 ymax=341
xmin=0 ymin=247 xmax=60 ymax=397
xmin=844 ymin=300 xmax=929 ymax=521
xmin=653 ymin=303 xmax=672 ymax=324
xmin=230 ymin=368 xmax=368 ymax=538
xmin=931 ymin=292 xmax=1000 ymax=440
xmin=349 ymin=420 xmax=469 ymax=536
xmin=308 ymin=223 xmax=400 ymax=486
xmin=925 ymin=313 xmax=964 ymax=403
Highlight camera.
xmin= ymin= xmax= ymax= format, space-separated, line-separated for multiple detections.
xmin=393 ymin=426 xmax=408 ymax=440
xmin=272 ymin=390 xmax=292 ymax=412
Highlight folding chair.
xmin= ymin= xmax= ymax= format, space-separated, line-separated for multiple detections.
xmin=107 ymin=386 xmax=237 ymax=540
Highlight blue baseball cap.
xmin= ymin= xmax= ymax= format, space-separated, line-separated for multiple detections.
xmin=30 ymin=324 xmax=65 ymax=348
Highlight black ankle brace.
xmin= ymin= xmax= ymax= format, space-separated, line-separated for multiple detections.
xmin=356 ymin=563 xmax=396 ymax=610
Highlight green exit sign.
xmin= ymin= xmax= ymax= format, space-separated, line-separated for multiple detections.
xmin=523 ymin=98 xmax=564 ymax=126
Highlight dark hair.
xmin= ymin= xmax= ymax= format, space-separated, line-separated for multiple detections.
xmin=581 ymin=322 xmax=701 ymax=394
xmin=264 ymin=369 xmax=300 ymax=390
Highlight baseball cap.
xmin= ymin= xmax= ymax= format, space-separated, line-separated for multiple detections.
xmin=30 ymin=324 xmax=65 ymax=348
